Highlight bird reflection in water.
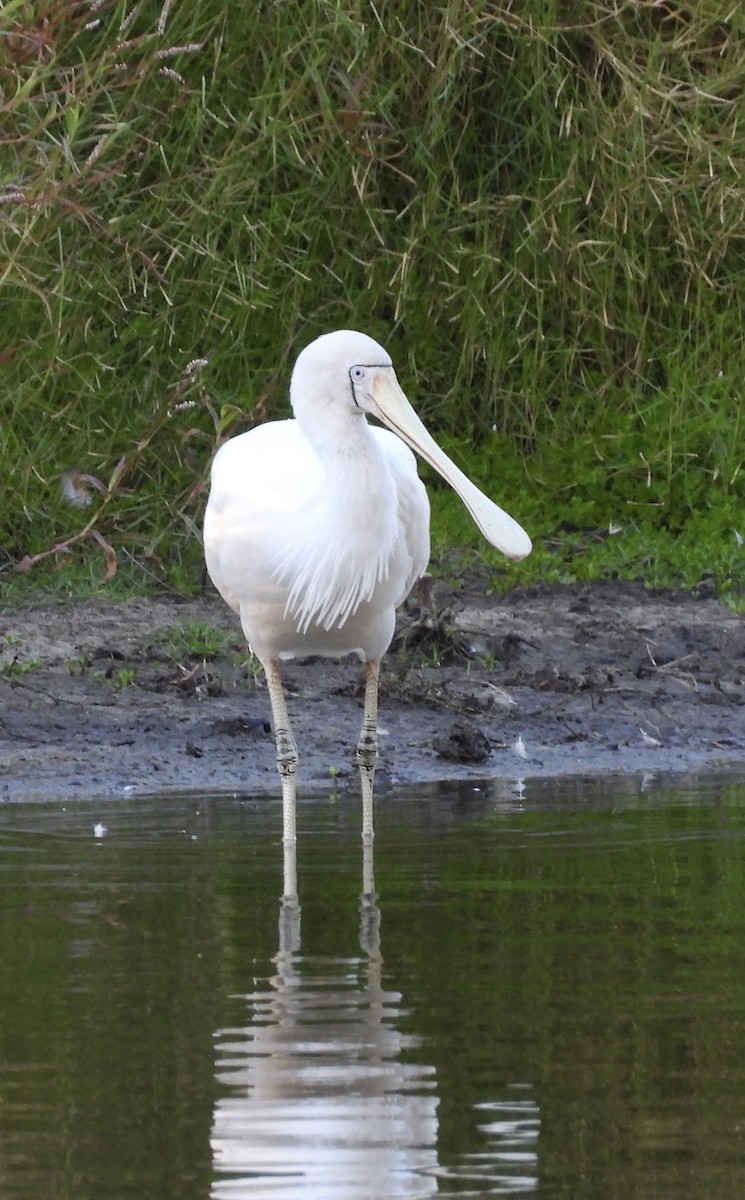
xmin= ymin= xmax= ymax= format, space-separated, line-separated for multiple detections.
xmin=210 ymin=841 xmax=439 ymax=1199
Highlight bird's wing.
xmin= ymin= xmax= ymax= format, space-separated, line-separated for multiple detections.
xmin=203 ymin=421 xmax=323 ymax=614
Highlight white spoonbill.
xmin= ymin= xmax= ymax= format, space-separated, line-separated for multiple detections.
xmin=203 ymin=329 xmax=531 ymax=844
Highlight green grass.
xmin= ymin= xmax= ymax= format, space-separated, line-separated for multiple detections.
xmin=158 ymin=619 xmax=241 ymax=661
xmin=1 ymin=0 xmax=743 ymax=599
xmin=0 ymin=655 xmax=41 ymax=677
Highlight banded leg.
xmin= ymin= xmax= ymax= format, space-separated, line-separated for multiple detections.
xmin=265 ymin=659 xmax=298 ymax=845
xmin=356 ymin=659 xmax=380 ymax=843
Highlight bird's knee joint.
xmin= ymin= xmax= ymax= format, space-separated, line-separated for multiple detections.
xmin=274 ymin=725 xmax=294 ymax=748
xmin=356 ymin=742 xmax=378 ymax=770
xmin=275 ymin=728 xmax=297 ymax=776
xmin=277 ymin=759 xmax=297 ymax=783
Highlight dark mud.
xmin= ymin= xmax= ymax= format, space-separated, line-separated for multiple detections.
xmin=1 ymin=579 xmax=744 ymax=803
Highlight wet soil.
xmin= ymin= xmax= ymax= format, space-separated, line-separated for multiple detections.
xmin=1 ymin=579 xmax=744 ymax=803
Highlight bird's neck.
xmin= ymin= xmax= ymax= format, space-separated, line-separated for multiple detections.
xmin=272 ymin=413 xmax=400 ymax=632
xmin=295 ymin=404 xmax=392 ymax=510
xmin=296 ymin=401 xmax=367 ymax=458
xmin=316 ymin=418 xmax=399 ymax=567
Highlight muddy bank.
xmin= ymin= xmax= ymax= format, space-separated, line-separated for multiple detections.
xmin=1 ymin=579 xmax=744 ymax=804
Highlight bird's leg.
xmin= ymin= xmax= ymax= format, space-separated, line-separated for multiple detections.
xmin=264 ymin=660 xmax=298 ymax=845
xmin=359 ymin=838 xmax=380 ymax=961
xmin=356 ymin=659 xmax=380 ymax=843
xmin=278 ymin=839 xmax=301 ymax=958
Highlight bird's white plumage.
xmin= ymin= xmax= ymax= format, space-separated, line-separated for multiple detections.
xmin=203 ymin=329 xmax=531 ymax=843
xmin=204 ymin=416 xmax=428 ymax=663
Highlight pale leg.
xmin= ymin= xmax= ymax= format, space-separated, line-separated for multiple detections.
xmin=265 ymin=659 xmax=298 ymax=845
xmin=356 ymin=659 xmax=380 ymax=843
xmin=278 ymin=839 xmax=301 ymax=958
xmin=359 ymin=837 xmax=380 ymax=961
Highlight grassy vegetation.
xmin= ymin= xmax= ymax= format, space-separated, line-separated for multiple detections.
xmin=1 ymin=0 xmax=743 ymax=601
xmin=157 ymin=618 xmax=243 ymax=662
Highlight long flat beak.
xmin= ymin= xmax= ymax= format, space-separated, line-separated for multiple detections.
xmin=372 ymin=373 xmax=532 ymax=561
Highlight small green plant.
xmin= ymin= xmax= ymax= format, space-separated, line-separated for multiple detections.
xmin=160 ymin=620 xmax=237 ymax=661
xmin=108 ymin=667 xmax=137 ymax=690
xmin=0 ymin=656 xmax=41 ymax=677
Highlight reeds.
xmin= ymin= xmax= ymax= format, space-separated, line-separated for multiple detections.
xmin=1 ymin=0 xmax=743 ymax=588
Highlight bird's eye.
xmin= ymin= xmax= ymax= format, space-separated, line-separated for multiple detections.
xmin=350 ymin=365 xmax=366 ymax=383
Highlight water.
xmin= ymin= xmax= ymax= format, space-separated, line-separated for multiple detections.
xmin=1 ymin=774 xmax=745 ymax=1199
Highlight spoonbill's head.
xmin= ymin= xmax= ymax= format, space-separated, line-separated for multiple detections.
xmin=291 ymin=329 xmax=532 ymax=562
xmin=290 ymin=329 xmax=393 ymax=420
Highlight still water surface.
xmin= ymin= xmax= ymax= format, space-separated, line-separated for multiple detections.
xmin=1 ymin=774 xmax=745 ymax=1198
